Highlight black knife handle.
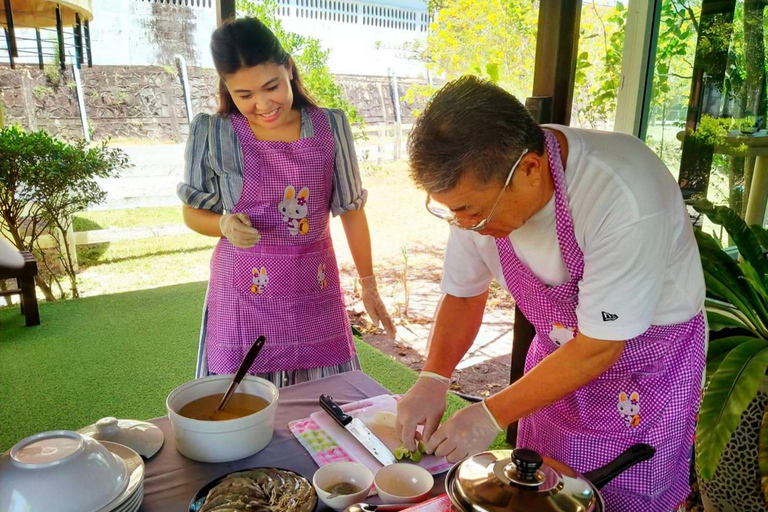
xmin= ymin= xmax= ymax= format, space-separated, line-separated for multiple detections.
xmin=319 ymin=394 xmax=352 ymax=427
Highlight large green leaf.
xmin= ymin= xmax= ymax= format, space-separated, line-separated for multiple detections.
xmin=741 ymin=260 xmax=768 ymax=305
xmin=708 ymin=336 xmax=755 ymax=361
xmin=707 ymin=310 xmax=749 ymax=332
xmin=705 ymin=336 xmax=755 ymax=380
xmin=752 ymin=224 xmax=768 ymax=256
xmin=693 ymin=200 xmax=768 ymax=279
xmin=739 ymin=260 xmax=768 ymax=325
xmin=697 ymin=338 xmax=768 ymax=480
xmin=704 ymin=269 xmax=766 ymax=336
xmin=696 ymin=230 xmax=752 ymax=302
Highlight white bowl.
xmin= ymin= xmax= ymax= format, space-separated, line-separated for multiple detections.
xmin=374 ymin=464 xmax=434 ymax=504
xmin=0 ymin=430 xmax=129 ymax=512
xmin=313 ymin=462 xmax=374 ymax=511
xmin=166 ymin=374 xmax=279 ymax=463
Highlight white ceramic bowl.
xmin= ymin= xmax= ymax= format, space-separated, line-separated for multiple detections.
xmin=374 ymin=464 xmax=434 ymax=504
xmin=0 ymin=430 xmax=129 ymax=512
xmin=166 ymin=374 xmax=279 ymax=463
xmin=313 ymin=462 xmax=374 ymax=511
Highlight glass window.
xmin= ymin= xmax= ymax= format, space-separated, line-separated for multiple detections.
xmin=571 ymin=0 xmax=629 ymax=130
xmin=643 ymin=1 xmax=768 ymax=236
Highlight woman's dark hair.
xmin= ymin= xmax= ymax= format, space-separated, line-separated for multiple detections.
xmin=408 ymin=76 xmax=545 ymax=194
xmin=210 ymin=17 xmax=316 ymax=115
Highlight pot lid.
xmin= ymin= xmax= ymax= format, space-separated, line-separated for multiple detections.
xmin=447 ymin=449 xmax=599 ymax=512
xmin=78 ymin=417 xmax=164 ymax=459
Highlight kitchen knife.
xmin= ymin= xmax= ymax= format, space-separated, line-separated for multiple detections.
xmin=319 ymin=394 xmax=397 ymax=467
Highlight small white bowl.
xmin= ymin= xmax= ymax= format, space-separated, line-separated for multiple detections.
xmin=374 ymin=464 xmax=434 ymax=504
xmin=313 ymin=462 xmax=374 ymax=511
xmin=166 ymin=374 xmax=279 ymax=463
xmin=0 ymin=430 xmax=129 ymax=512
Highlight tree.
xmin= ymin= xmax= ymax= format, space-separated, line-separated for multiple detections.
xmin=0 ymin=126 xmax=127 ymax=300
xmin=236 ymin=0 xmax=362 ymax=125
xmin=32 ymin=137 xmax=128 ymax=299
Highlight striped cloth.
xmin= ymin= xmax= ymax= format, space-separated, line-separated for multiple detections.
xmin=177 ymin=108 xmax=368 ymax=216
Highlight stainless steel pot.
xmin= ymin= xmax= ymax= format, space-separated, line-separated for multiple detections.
xmin=445 ymin=444 xmax=655 ymax=512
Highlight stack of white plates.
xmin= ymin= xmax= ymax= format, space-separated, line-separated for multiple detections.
xmin=97 ymin=441 xmax=145 ymax=512
xmin=0 ymin=431 xmax=145 ymax=512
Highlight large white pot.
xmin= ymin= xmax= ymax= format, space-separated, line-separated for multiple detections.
xmin=698 ymin=375 xmax=768 ymax=512
xmin=166 ymin=375 xmax=279 ymax=463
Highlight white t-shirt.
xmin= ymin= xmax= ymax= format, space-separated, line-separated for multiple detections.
xmin=440 ymin=125 xmax=705 ymax=341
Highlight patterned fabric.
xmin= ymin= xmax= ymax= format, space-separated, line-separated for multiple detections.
xmin=177 ymin=108 xmax=367 ymax=216
xmin=204 ymin=355 xmax=362 ymax=389
xmin=204 ymin=107 xmax=356 ymax=375
xmin=495 ymin=130 xmax=706 ymax=512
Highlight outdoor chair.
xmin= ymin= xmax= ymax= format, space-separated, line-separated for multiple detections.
xmin=0 ymin=252 xmax=41 ymax=327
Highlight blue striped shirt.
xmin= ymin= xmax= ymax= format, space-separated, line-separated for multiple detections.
xmin=177 ymin=108 xmax=368 ymax=215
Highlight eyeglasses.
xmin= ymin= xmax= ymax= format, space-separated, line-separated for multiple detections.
xmin=425 ymin=149 xmax=529 ymax=231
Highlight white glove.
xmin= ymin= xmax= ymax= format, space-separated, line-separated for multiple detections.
xmin=424 ymin=400 xmax=503 ymax=463
xmin=220 ymin=213 xmax=261 ymax=248
xmin=396 ymin=372 xmax=450 ymax=452
xmin=360 ymin=275 xmax=397 ymax=339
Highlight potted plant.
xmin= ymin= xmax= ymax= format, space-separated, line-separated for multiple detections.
xmin=691 ymin=199 xmax=768 ymax=511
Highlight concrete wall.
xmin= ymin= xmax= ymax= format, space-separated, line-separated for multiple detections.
xmin=0 ymin=64 xmax=431 ymax=141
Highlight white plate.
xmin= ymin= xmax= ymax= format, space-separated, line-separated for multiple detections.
xmin=96 ymin=442 xmax=144 ymax=512
xmin=111 ymin=486 xmax=142 ymax=512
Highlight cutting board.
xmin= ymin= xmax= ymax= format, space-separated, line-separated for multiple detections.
xmin=288 ymin=394 xmax=452 ymax=477
xmin=403 ymin=494 xmax=452 ymax=512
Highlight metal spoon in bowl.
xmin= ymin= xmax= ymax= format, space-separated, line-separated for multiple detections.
xmin=209 ymin=335 xmax=266 ymax=420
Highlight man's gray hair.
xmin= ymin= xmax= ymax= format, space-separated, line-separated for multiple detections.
xmin=408 ymin=76 xmax=545 ymax=194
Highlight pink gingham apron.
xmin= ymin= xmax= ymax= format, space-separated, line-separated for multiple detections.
xmin=496 ymin=130 xmax=705 ymax=511
xmin=205 ymin=107 xmax=355 ymax=374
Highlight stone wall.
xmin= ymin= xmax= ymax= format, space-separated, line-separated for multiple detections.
xmin=0 ymin=65 xmax=431 ymax=142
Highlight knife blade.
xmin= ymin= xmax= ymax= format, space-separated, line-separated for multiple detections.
xmin=319 ymin=394 xmax=397 ymax=466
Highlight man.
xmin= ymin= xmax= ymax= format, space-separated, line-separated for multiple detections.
xmin=396 ymin=76 xmax=705 ymax=512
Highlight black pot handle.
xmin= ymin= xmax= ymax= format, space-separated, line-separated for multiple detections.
xmin=583 ymin=444 xmax=656 ymax=489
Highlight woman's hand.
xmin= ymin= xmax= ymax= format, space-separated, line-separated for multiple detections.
xmin=219 ymin=213 xmax=261 ymax=248
xmin=360 ymin=275 xmax=397 ymax=339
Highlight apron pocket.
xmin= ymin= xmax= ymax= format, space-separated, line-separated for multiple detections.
xmin=232 ymin=247 xmax=332 ymax=298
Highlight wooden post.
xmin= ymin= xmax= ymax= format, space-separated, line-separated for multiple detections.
xmin=217 ymin=0 xmax=236 ymax=24
xmin=508 ymin=0 xmax=583 ymax=447
xmin=56 ymin=5 xmax=66 ymax=70
xmin=74 ymin=14 xmax=84 ymax=66
xmin=35 ymin=29 xmax=44 ymax=70
xmin=84 ymin=19 xmax=93 ymax=67
xmin=3 ymin=0 xmax=17 ymax=58
xmin=530 ymin=0 xmax=582 ymax=126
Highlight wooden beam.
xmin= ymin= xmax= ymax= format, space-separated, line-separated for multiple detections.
xmin=56 ymin=5 xmax=66 ymax=70
xmin=217 ymin=0 xmax=236 ymax=25
xmin=3 ymin=0 xmax=17 ymax=58
xmin=530 ymin=0 xmax=583 ymax=125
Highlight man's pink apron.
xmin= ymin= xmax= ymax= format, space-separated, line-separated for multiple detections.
xmin=496 ymin=130 xmax=705 ymax=511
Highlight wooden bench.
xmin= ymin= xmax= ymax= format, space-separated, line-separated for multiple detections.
xmin=0 ymin=251 xmax=41 ymax=326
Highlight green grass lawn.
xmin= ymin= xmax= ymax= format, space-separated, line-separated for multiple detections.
xmin=0 ymin=282 xmax=479 ymax=452
xmin=73 ymin=206 xmax=184 ymax=231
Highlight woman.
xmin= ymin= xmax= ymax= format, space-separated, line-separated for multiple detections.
xmin=396 ymin=76 xmax=705 ymax=512
xmin=178 ymin=17 xmax=395 ymax=387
